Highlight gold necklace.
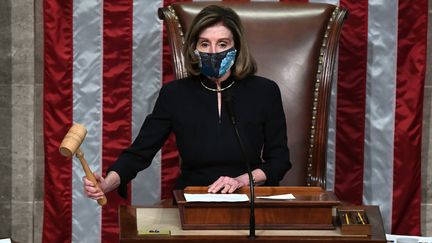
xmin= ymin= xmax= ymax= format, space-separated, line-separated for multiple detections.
xmin=200 ymin=80 xmax=235 ymax=92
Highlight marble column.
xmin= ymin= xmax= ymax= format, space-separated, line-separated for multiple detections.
xmin=9 ymin=0 xmax=38 ymax=242
xmin=0 ymin=0 xmax=12 ymax=238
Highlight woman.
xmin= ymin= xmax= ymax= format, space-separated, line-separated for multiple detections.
xmin=84 ymin=5 xmax=291 ymax=200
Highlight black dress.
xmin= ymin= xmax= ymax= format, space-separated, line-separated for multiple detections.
xmin=108 ymin=75 xmax=291 ymax=198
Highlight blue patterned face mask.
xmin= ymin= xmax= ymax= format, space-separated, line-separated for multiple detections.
xmin=195 ymin=47 xmax=237 ymax=79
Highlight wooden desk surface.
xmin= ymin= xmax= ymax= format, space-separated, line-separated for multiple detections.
xmin=119 ymin=205 xmax=387 ymax=243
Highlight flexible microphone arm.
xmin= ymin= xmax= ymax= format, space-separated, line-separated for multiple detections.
xmin=223 ymin=93 xmax=256 ymax=239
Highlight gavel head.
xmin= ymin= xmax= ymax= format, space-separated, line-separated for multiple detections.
xmin=59 ymin=124 xmax=87 ymax=157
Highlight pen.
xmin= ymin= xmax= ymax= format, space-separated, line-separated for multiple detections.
xmin=345 ymin=213 xmax=350 ymax=224
xmin=363 ymin=212 xmax=369 ymax=224
xmin=357 ymin=212 xmax=366 ymax=224
xmin=355 ymin=214 xmax=362 ymax=224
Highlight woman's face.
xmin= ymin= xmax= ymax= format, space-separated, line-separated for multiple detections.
xmin=196 ymin=23 xmax=234 ymax=53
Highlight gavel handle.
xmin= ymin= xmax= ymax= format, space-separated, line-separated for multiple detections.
xmin=76 ymin=149 xmax=108 ymax=206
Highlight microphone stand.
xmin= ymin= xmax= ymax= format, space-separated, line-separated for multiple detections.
xmin=233 ymin=125 xmax=256 ymax=239
xmin=223 ymin=93 xmax=256 ymax=239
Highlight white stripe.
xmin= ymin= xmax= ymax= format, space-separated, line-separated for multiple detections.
xmin=250 ymin=0 xmax=279 ymax=2
xmin=309 ymin=0 xmax=339 ymax=4
xmin=131 ymin=0 xmax=163 ymax=205
xmin=363 ymin=0 xmax=398 ymax=233
xmin=326 ymin=53 xmax=338 ymax=191
xmin=72 ymin=0 xmax=103 ymax=242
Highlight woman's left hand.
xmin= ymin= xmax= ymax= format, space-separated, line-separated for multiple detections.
xmin=208 ymin=176 xmax=246 ymax=194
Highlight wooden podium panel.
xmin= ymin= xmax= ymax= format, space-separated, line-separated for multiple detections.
xmin=119 ymin=205 xmax=387 ymax=243
xmin=174 ymin=187 xmax=340 ymax=230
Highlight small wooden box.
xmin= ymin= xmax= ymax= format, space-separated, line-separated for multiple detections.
xmin=337 ymin=208 xmax=371 ymax=235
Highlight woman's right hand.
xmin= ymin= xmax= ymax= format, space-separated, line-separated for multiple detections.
xmin=83 ymin=173 xmax=106 ymax=201
xmin=83 ymin=171 xmax=121 ymax=201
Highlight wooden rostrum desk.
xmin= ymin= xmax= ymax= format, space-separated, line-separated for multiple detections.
xmin=119 ymin=187 xmax=386 ymax=242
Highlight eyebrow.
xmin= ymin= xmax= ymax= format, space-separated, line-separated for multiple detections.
xmin=197 ymin=37 xmax=232 ymax=42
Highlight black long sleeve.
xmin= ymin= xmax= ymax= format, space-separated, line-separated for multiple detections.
xmin=107 ymin=85 xmax=173 ymax=198
xmin=108 ymin=75 xmax=291 ymax=198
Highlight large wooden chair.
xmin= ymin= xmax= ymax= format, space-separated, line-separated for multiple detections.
xmin=158 ymin=2 xmax=347 ymax=189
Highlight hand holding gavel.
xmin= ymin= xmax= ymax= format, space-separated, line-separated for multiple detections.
xmin=59 ymin=124 xmax=107 ymax=206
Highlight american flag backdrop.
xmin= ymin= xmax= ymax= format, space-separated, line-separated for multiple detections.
xmin=42 ymin=0 xmax=428 ymax=242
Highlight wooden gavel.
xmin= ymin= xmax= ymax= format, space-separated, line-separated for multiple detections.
xmin=59 ymin=124 xmax=107 ymax=206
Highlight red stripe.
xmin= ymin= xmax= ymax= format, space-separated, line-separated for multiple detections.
xmin=42 ymin=0 xmax=73 ymax=242
xmin=102 ymin=0 xmax=133 ymax=241
xmin=392 ymin=0 xmax=427 ymax=235
xmin=334 ymin=0 xmax=368 ymax=205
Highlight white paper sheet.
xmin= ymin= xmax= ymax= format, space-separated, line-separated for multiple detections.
xmin=386 ymin=234 xmax=432 ymax=243
xmin=184 ymin=193 xmax=249 ymax=202
xmin=256 ymin=193 xmax=295 ymax=200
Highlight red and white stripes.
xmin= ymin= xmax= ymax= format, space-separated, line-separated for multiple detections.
xmin=326 ymin=0 xmax=427 ymax=235
xmin=43 ymin=0 xmax=427 ymax=242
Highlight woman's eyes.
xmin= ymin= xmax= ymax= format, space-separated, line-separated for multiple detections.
xmin=199 ymin=42 xmax=209 ymax=48
xmin=198 ymin=41 xmax=229 ymax=49
xmin=219 ymin=42 xmax=228 ymax=48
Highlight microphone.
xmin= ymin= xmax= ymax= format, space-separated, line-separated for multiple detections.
xmin=223 ymin=92 xmax=256 ymax=239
